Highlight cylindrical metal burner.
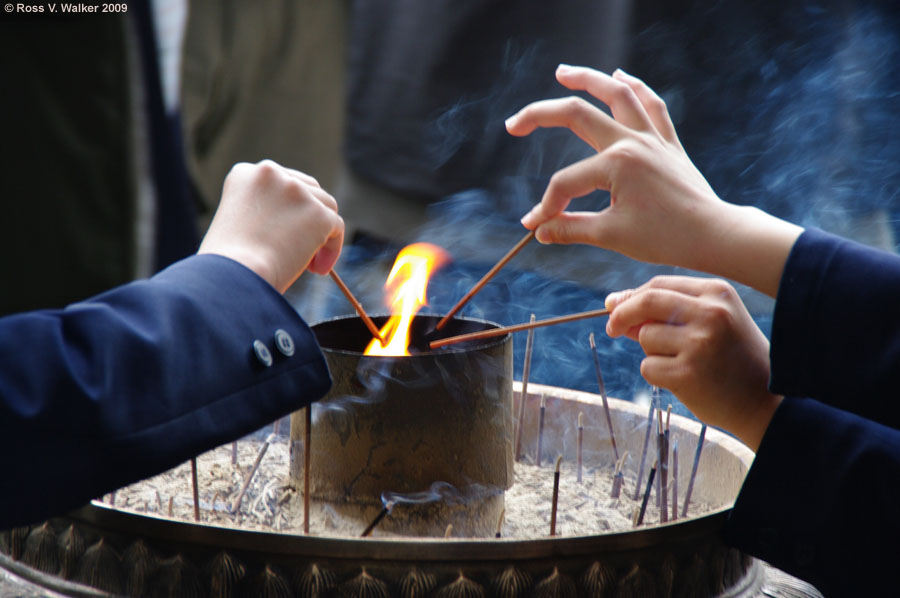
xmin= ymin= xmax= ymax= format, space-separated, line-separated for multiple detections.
xmin=290 ymin=314 xmax=514 ymax=536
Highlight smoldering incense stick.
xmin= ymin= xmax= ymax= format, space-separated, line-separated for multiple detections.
xmin=232 ymin=433 xmax=275 ymax=514
xmin=329 ymin=270 xmax=385 ymax=345
xmin=682 ymin=423 xmax=707 ymax=518
xmin=514 ymin=315 xmax=537 ymax=460
xmin=589 ymin=333 xmax=619 ymax=461
xmin=633 ymin=399 xmax=656 ymax=500
xmin=636 ymin=460 xmax=658 ymax=527
xmin=672 ymin=441 xmax=679 ymax=521
xmin=430 ymin=308 xmax=611 ymax=349
xmin=304 ymin=405 xmax=312 ymax=535
xmin=550 ymin=456 xmax=562 ymax=536
xmin=190 ymin=458 xmax=200 ymax=522
xmin=361 ymin=501 xmax=395 ymax=537
xmin=537 ymin=395 xmax=547 ymax=467
xmin=436 ymin=230 xmax=535 ymax=330
xmin=495 ymin=508 xmax=505 ymax=538
xmin=576 ymin=412 xmax=584 ymax=484
xmin=231 ymin=441 xmax=238 ymax=466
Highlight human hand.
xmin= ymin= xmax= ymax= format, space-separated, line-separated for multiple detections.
xmin=605 ymin=276 xmax=782 ymax=451
xmin=198 ymin=160 xmax=344 ymax=293
xmin=506 ymin=66 xmax=802 ymax=297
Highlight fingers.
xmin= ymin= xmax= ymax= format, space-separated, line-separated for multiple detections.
xmin=521 ymin=153 xmax=612 ymax=230
xmin=611 ymin=69 xmax=679 ymax=144
xmin=308 ymin=213 xmax=345 ymax=275
xmin=505 ymin=96 xmax=627 ymax=153
xmin=606 ymin=287 xmax=702 ymax=338
xmin=555 ymin=64 xmax=654 ymax=132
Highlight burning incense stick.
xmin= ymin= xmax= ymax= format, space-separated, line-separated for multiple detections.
xmin=636 ymin=460 xmax=658 ymax=527
xmin=514 ymin=314 xmax=537 ymax=460
xmin=495 ymin=508 xmax=505 ymax=538
xmin=190 ymin=458 xmax=200 ymax=522
xmin=231 ymin=433 xmax=275 ymax=514
xmin=361 ymin=501 xmax=395 ymax=537
xmin=430 ymin=308 xmax=611 ymax=349
xmin=633 ymin=398 xmax=656 ymax=500
xmin=682 ymin=423 xmax=707 ymax=518
xmin=304 ymin=405 xmax=312 ymax=535
xmin=576 ymin=412 xmax=584 ymax=483
xmin=672 ymin=441 xmax=679 ymax=521
xmin=329 ymin=270 xmax=385 ymax=345
xmin=537 ymin=395 xmax=547 ymax=467
xmin=436 ymin=230 xmax=535 ymax=330
xmin=550 ymin=456 xmax=562 ymax=536
xmin=589 ymin=333 xmax=619 ymax=461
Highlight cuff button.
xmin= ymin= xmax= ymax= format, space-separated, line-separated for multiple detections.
xmin=274 ymin=329 xmax=295 ymax=357
xmin=253 ymin=339 xmax=274 ymax=367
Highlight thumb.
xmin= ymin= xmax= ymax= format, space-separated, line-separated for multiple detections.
xmin=534 ymin=211 xmax=616 ymax=247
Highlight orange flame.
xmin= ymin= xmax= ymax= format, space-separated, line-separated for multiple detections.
xmin=364 ymin=243 xmax=449 ymax=356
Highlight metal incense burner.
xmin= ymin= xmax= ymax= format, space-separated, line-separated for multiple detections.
xmin=0 ymin=315 xmax=823 ymax=597
xmin=293 ymin=314 xmax=513 ymax=537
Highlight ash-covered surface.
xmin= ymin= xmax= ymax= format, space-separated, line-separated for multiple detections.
xmin=110 ymin=436 xmax=713 ymax=539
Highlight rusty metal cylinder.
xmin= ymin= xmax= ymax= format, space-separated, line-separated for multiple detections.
xmin=290 ymin=314 xmax=513 ymax=537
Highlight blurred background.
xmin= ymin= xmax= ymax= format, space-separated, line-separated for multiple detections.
xmin=2 ymin=0 xmax=899 ymax=415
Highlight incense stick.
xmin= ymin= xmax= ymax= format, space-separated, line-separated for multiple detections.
xmin=329 ymin=270 xmax=385 ymax=345
xmin=550 ymin=456 xmax=562 ymax=536
xmin=304 ymin=405 xmax=312 ymax=535
xmin=589 ymin=333 xmax=619 ymax=461
xmin=361 ymin=501 xmax=394 ymax=537
xmin=495 ymin=508 xmax=505 ymax=538
xmin=436 ymin=230 xmax=535 ymax=330
xmin=633 ymin=399 xmax=656 ymax=500
xmin=232 ymin=433 xmax=275 ymax=514
xmin=444 ymin=524 xmax=454 ymax=538
xmin=537 ymin=395 xmax=547 ymax=467
xmin=636 ymin=460 xmax=657 ymax=527
xmin=682 ymin=423 xmax=707 ymax=518
xmin=430 ymin=308 xmax=611 ymax=349
xmin=576 ymin=412 xmax=584 ymax=484
xmin=672 ymin=441 xmax=679 ymax=521
xmin=514 ymin=315 xmax=537 ymax=460
xmin=659 ymin=409 xmax=670 ymax=524
xmin=611 ymin=451 xmax=628 ymax=499
xmin=190 ymin=458 xmax=200 ymax=522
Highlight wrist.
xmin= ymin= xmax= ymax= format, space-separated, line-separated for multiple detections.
xmin=692 ymin=204 xmax=803 ymax=297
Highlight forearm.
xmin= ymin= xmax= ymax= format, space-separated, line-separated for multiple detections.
xmin=0 ymin=255 xmax=331 ymax=527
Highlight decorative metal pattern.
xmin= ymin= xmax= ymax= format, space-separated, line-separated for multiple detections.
xmin=534 ymin=567 xmax=577 ymax=598
xmin=399 ymin=567 xmax=436 ymax=598
xmin=338 ymin=568 xmax=390 ymax=598
xmin=435 ymin=572 xmax=486 ymax=598
xmin=23 ymin=522 xmax=59 ymax=574
xmin=492 ymin=566 xmax=532 ymax=598
xmin=298 ymin=563 xmax=336 ymax=598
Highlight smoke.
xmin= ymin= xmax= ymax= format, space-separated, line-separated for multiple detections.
xmin=381 ymin=481 xmax=501 ymax=509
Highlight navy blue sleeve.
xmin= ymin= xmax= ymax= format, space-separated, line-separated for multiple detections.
xmin=769 ymin=227 xmax=900 ymax=427
xmin=0 ymin=254 xmax=331 ymax=528
xmin=724 ymin=228 xmax=900 ymax=596
xmin=725 ymin=397 xmax=900 ymax=597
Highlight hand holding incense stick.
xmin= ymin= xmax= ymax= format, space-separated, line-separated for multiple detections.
xmin=329 ymin=270 xmax=385 ymax=345
xmin=430 ymin=308 xmax=610 ymax=349
xmin=436 ymin=230 xmax=535 ymax=330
